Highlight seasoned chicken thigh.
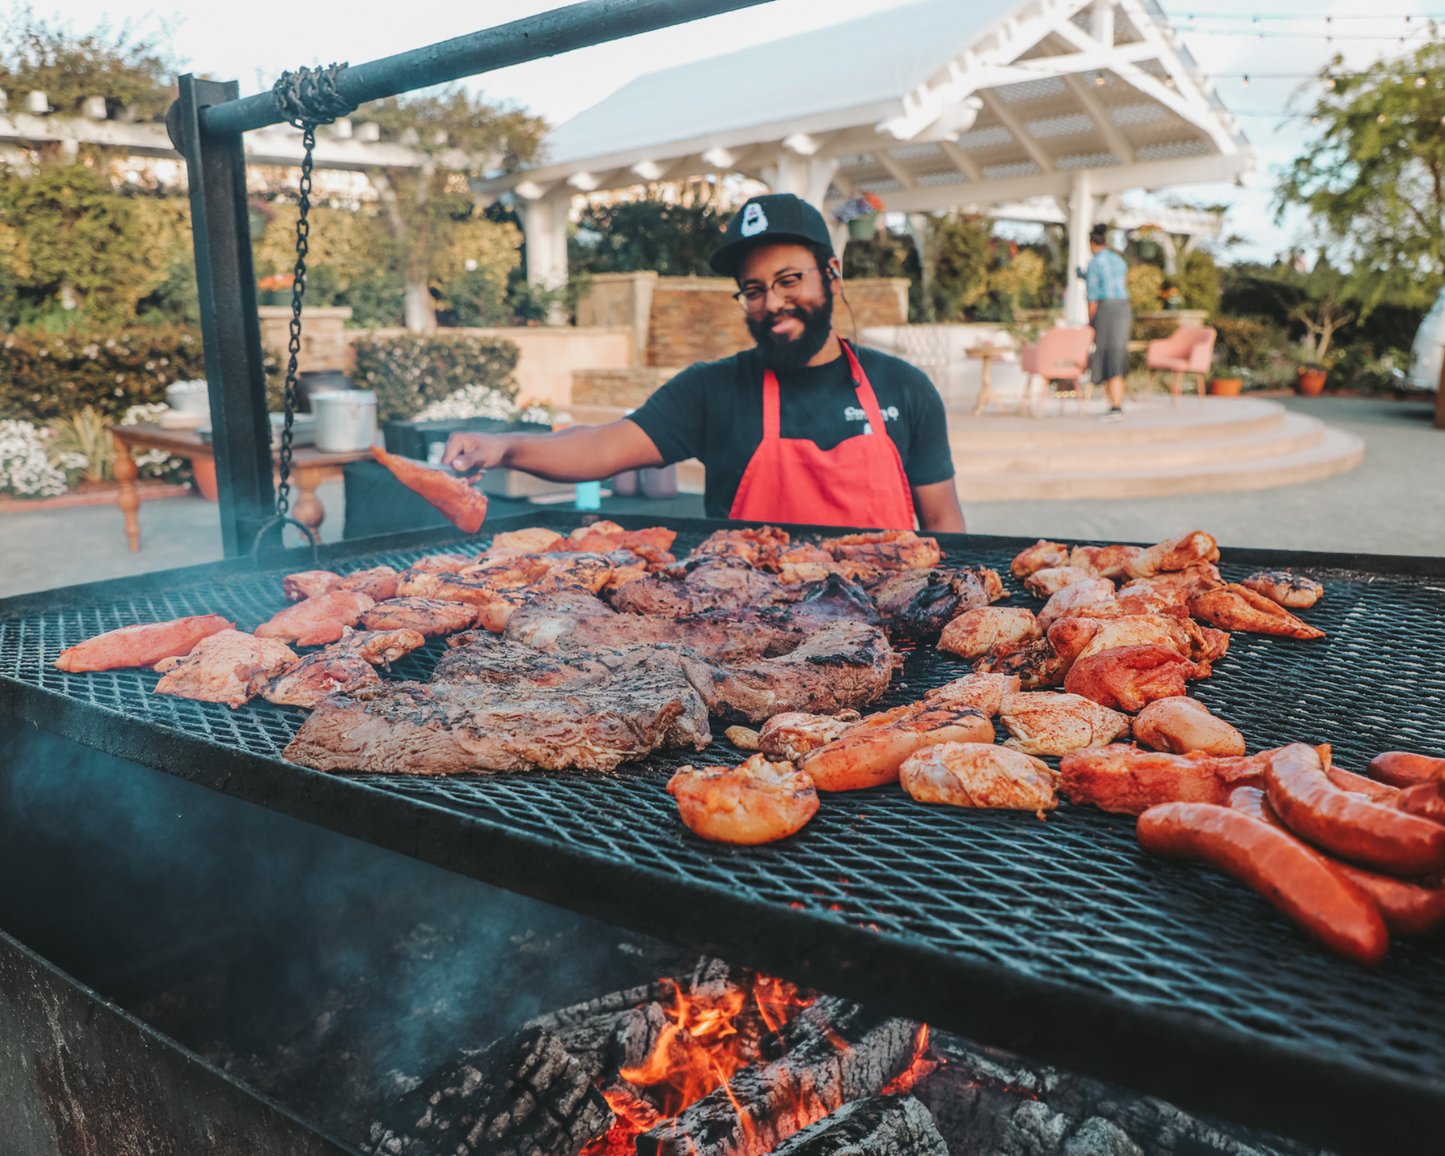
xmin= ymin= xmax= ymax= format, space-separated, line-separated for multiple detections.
xmin=1133 ymin=696 xmax=1246 ymax=756
xmin=1038 ymin=578 xmax=1116 ymax=626
xmin=1064 ymin=644 xmax=1201 ymax=712
xmin=757 ymin=710 xmax=861 ymax=760
xmin=1023 ymin=566 xmax=1098 ymax=597
xmin=999 ymin=691 xmax=1132 ymax=757
xmin=1010 ymin=539 xmax=1071 ymax=579
xmin=154 ymin=630 xmax=297 ymax=709
xmin=900 ymin=742 xmax=1058 ymax=816
xmin=938 ymin=607 xmax=1041 ymax=659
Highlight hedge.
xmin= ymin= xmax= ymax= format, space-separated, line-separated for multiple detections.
xmin=348 ymin=332 xmax=520 ymax=422
xmin=0 ymin=325 xmax=207 ymax=424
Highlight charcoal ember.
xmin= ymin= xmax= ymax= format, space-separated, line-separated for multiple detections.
xmin=914 ymin=1032 xmax=1323 ymax=1156
xmin=638 ymin=997 xmax=923 ymax=1156
xmin=764 ymin=1095 xmax=947 ymax=1156
xmin=363 ymin=1026 xmax=612 ymax=1156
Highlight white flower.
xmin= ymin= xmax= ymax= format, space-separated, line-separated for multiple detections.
xmin=414 ymin=384 xmax=526 ymax=422
xmin=0 ymin=420 xmax=69 ymax=497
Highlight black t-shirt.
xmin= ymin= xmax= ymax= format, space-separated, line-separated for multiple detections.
xmin=629 ymin=343 xmax=955 ymax=519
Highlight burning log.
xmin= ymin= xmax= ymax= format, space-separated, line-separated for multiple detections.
xmin=364 ymin=1026 xmax=613 ymax=1156
xmin=765 ymin=1096 xmax=947 ymax=1156
xmin=637 ymin=998 xmax=924 ymax=1156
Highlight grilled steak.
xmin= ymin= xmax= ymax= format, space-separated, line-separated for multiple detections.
xmin=609 ymin=558 xmax=780 ymax=617
xmin=757 ymin=572 xmax=881 ymax=630
xmin=872 ymin=566 xmax=999 ymax=634
xmin=360 ymin=596 xmax=475 ymax=637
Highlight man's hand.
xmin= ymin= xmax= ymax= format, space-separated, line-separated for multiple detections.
xmin=442 ymin=432 xmax=513 ymax=474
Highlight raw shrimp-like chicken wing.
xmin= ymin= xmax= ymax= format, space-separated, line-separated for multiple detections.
xmin=1188 ymin=583 xmax=1325 ymax=640
xmin=999 ymin=691 xmax=1131 ymax=757
xmin=667 ymin=753 xmax=819 ymax=844
xmin=54 ymin=613 xmax=234 ymax=672
xmin=1133 ymin=696 xmax=1245 ymax=756
xmin=1241 ymin=569 xmax=1324 ymax=609
xmin=757 ymin=710 xmax=861 ymax=761
xmin=938 ymin=607 xmax=1041 ymax=659
xmin=153 ymin=630 xmax=298 ymax=709
xmin=254 ymin=591 xmax=376 ymax=647
xmin=900 ymin=742 xmax=1058 ymax=817
xmin=1010 ymin=539 xmax=1071 ymax=579
xmin=1064 ymin=643 xmax=1199 ymax=712
xmin=799 ymin=703 xmax=994 ymax=791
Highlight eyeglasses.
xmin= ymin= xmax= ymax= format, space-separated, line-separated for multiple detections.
xmin=733 ymin=267 xmax=822 ymax=309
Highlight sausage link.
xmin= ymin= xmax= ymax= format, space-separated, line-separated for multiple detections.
xmin=1263 ymin=744 xmax=1445 ymax=876
xmin=1138 ymin=801 xmax=1388 ymax=966
xmin=1326 ymin=766 xmax=1400 ymax=804
xmin=1367 ymin=751 xmax=1445 ymax=788
xmin=1397 ymin=779 xmax=1445 ymax=825
xmin=1229 ymin=787 xmax=1445 ymax=937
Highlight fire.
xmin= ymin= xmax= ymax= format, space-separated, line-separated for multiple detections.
xmin=879 ymin=1025 xmax=938 ymax=1095
xmin=581 ymin=972 xmax=814 ymax=1156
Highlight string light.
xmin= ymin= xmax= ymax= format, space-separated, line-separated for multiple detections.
xmin=1241 ymin=75 xmax=1250 ymax=88
xmin=1094 ymin=73 xmax=1106 ymax=86
xmin=1418 ymin=73 xmax=1428 ymax=88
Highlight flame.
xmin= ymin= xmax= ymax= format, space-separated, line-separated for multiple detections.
xmin=581 ymin=972 xmax=813 ymax=1156
xmin=879 ymin=1025 xmax=937 ymax=1095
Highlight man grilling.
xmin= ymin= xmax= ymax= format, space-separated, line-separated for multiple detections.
xmin=442 ymin=193 xmax=965 ymax=532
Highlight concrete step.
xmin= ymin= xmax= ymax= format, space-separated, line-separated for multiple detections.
xmin=947 ymin=397 xmax=1286 ymax=449
xmin=956 ymin=427 xmax=1364 ymax=501
xmin=953 ymin=413 xmax=1325 ymax=475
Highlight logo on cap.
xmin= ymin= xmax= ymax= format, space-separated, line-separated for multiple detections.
xmin=740 ymin=202 xmax=768 ymax=238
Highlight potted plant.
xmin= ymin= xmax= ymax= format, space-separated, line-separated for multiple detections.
xmin=1206 ymin=371 xmax=1244 ymax=396
xmin=1289 ymin=295 xmax=1352 ymax=396
xmin=832 ymin=193 xmax=885 ymax=240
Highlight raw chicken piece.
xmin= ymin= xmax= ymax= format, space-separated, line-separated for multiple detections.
xmin=799 ymin=702 xmax=995 ymax=791
xmin=999 ymin=691 xmax=1132 ymax=757
xmin=1123 ymin=531 xmax=1220 ymax=579
xmin=900 ymin=742 xmax=1058 ymax=817
xmin=1121 ymin=563 xmax=1222 ymax=595
xmin=360 ymin=597 xmax=475 ymax=637
xmin=54 ymin=613 xmax=234 ymax=672
xmin=254 ymin=591 xmax=376 ymax=647
xmin=1241 ymin=569 xmax=1324 ymax=609
xmin=1068 ymin=545 xmax=1144 ymax=580
xmin=1059 ymin=743 xmax=1271 ymax=814
xmin=1047 ymin=614 xmax=1198 ymax=667
xmin=258 ymin=650 xmax=381 ymax=708
xmin=668 ymin=754 xmax=819 ymax=845
xmin=1010 ymin=539 xmax=1070 ymax=579
xmin=758 ymin=710 xmax=861 ymax=760
xmin=1038 ymin=578 xmax=1115 ymax=626
xmin=1188 ymin=583 xmax=1325 ymax=640
xmin=938 ymin=607 xmax=1041 ymax=659
xmin=925 ymin=672 xmax=1021 ymax=716
xmin=1133 ymin=696 xmax=1246 ymax=756
xmin=153 ymin=630 xmax=297 ymax=709
xmin=485 ymin=527 xmax=566 ymax=557
xmin=1023 ymin=566 xmax=1098 ymax=597
xmin=370 ymin=445 xmax=489 ymax=533
xmin=334 ymin=565 xmax=401 ymax=601
xmin=973 ymin=637 xmax=1069 ymax=689
xmin=283 ymin=570 xmax=341 ymax=602
xmin=1064 ymin=644 xmax=1200 ymax=712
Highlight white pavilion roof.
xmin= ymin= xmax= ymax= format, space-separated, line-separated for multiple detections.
xmin=478 ymin=0 xmax=1252 ymax=216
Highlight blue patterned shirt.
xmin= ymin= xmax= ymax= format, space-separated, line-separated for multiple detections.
xmin=1086 ymin=247 xmax=1129 ymax=302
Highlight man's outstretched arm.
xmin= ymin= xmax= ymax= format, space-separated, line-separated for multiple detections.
xmin=913 ymin=479 xmax=966 ymax=534
xmin=442 ymin=419 xmax=665 ymax=482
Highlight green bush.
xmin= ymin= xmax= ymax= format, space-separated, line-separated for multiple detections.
xmin=0 ymin=325 xmax=206 ymax=423
xmin=349 ymin=332 xmax=520 ymax=421
xmin=1210 ymin=316 xmax=1286 ymax=373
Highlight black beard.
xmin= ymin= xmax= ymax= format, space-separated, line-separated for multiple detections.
xmin=746 ymin=287 xmax=835 ymax=370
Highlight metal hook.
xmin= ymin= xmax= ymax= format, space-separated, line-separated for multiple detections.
xmin=250 ymin=515 xmax=320 ymax=568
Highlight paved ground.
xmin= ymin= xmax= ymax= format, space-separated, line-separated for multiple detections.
xmin=0 ymin=395 xmax=1439 ymax=599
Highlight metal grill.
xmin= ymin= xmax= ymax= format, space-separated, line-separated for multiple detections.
xmin=2 ymin=515 xmax=1444 ymax=1154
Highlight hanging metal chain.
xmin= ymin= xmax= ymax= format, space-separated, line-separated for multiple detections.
xmin=252 ymin=64 xmax=357 ymax=554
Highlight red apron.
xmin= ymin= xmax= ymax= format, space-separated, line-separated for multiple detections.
xmin=729 ymin=341 xmax=917 ymax=529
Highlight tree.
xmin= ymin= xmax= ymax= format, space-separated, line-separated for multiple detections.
xmin=0 ymin=8 xmax=178 ymax=123
xmin=357 ymin=89 xmax=544 ymax=331
xmin=1275 ymin=41 xmax=1445 ymax=312
xmin=570 ymin=188 xmax=726 ymax=277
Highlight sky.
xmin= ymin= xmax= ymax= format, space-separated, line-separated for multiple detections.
xmin=18 ymin=0 xmax=1444 ymax=263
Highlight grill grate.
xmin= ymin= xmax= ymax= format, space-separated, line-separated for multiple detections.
xmin=3 ymin=517 xmax=1445 ymax=1151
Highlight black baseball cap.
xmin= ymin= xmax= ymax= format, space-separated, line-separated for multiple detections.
xmin=709 ymin=193 xmax=835 ymax=277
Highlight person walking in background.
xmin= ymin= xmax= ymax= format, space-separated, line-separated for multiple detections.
xmin=1086 ymin=223 xmax=1131 ymax=422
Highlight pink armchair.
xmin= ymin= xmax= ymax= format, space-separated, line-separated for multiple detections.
xmin=1017 ymin=326 xmax=1095 ymax=417
xmin=1145 ymin=327 xmax=1217 ymax=404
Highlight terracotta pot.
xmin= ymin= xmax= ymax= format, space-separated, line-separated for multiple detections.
xmin=1296 ymin=367 xmax=1327 ymax=396
xmin=191 ymin=457 xmax=219 ymax=501
xmin=1207 ymin=378 xmax=1243 ymax=396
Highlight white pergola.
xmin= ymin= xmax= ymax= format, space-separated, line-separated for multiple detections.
xmin=476 ymin=0 xmax=1250 ymax=324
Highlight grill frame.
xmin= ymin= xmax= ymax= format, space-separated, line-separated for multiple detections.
xmin=2 ymin=511 xmax=1444 ymax=1156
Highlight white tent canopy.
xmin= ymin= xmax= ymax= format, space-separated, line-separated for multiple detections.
xmin=477 ymin=0 xmax=1251 ymax=324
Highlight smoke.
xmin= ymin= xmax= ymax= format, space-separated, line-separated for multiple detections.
xmin=0 ymin=720 xmax=694 ymax=1142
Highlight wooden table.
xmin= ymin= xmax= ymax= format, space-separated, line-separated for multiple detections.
xmin=968 ymin=345 xmax=1013 ymax=415
xmin=107 ymin=422 xmax=376 ymax=553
